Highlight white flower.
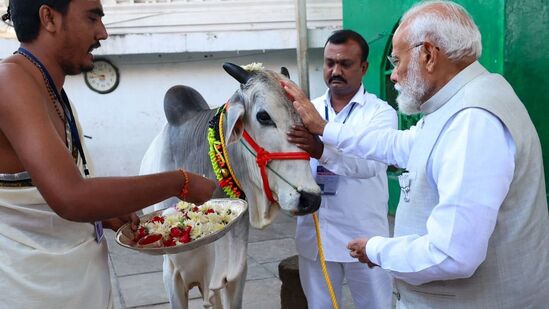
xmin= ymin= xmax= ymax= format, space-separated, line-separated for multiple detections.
xmin=176 ymin=201 xmax=193 ymax=211
xmin=219 ymin=212 xmax=235 ymax=224
xmin=187 ymin=211 xmax=208 ymax=224
xmin=242 ymin=62 xmax=264 ymax=72
xmin=211 ymin=222 xmax=226 ymax=232
xmin=165 ymin=212 xmax=185 ymax=227
xmin=205 ymin=212 xmax=221 ymax=223
xmin=190 ymin=223 xmax=203 ymax=239
xmin=145 ymin=221 xmax=170 ymax=237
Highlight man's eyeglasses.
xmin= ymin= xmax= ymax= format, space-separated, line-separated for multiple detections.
xmin=387 ymin=42 xmax=424 ymax=69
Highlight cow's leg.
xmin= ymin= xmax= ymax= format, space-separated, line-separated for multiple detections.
xmin=220 ymin=261 xmax=247 ymax=309
xmin=163 ymin=255 xmax=189 ymax=309
xmin=220 ymin=214 xmax=249 ymax=308
xmin=204 ymin=287 xmax=223 ymax=309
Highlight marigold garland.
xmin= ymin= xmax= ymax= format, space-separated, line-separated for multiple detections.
xmin=207 ymin=105 xmax=245 ymax=199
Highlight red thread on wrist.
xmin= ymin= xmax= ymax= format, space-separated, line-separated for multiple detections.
xmin=178 ymin=169 xmax=189 ymax=200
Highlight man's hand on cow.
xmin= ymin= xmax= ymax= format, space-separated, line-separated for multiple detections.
xmin=287 ymin=125 xmax=324 ymax=159
xmin=184 ymin=172 xmax=217 ymax=205
xmin=103 ymin=212 xmax=140 ymax=231
xmin=347 ymin=237 xmax=378 ymax=268
xmin=281 ymin=81 xmax=327 ymax=135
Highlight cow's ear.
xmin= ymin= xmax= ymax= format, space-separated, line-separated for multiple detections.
xmin=225 ymin=94 xmax=245 ymax=145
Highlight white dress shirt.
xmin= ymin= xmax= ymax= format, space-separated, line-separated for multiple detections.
xmin=296 ymin=85 xmax=397 ymax=262
xmin=322 ymin=75 xmax=516 ymax=284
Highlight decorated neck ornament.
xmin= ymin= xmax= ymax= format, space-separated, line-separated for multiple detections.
xmin=206 ymin=63 xmax=260 ymax=200
xmin=208 ymin=104 xmax=245 ymax=199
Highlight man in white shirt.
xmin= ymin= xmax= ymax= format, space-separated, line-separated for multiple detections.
xmin=284 ymin=1 xmax=548 ymax=308
xmin=288 ymin=29 xmax=396 ymax=309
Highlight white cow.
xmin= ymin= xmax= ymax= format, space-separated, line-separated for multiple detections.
xmin=140 ymin=63 xmax=321 ymax=308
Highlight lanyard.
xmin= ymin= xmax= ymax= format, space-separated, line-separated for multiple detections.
xmin=17 ymin=47 xmax=90 ymax=176
xmin=325 ymin=102 xmax=357 ymax=124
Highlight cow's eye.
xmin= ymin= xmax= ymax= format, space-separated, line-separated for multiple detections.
xmin=256 ymin=111 xmax=276 ymax=127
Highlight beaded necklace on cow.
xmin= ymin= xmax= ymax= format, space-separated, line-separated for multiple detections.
xmin=207 ymin=103 xmax=311 ymax=203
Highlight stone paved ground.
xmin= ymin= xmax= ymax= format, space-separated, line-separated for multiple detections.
xmin=107 ymin=212 xmax=391 ymax=308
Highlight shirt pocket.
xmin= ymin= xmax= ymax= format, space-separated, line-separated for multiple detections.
xmin=408 ymin=287 xmax=457 ymax=298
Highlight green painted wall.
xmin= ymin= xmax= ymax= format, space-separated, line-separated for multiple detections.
xmin=343 ymin=0 xmax=549 ymax=213
xmin=504 ymin=0 xmax=549 ymax=200
xmin=343 ymin=0 xmax=504 ymax=94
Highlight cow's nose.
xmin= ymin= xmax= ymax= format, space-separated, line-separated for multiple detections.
xmin=295 ymin=190 xmax=321 ymax=215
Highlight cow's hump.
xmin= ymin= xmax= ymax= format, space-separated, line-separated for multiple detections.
xmin=164 ymin=85 xmax=209 ymax=126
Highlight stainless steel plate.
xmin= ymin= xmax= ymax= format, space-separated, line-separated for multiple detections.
xmin=115 ymin=198 xmax=248 ymax=255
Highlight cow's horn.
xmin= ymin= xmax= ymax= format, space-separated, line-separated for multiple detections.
xmin=280 ymin=67 xmax=290 ymax=79
xmin=223 ymin=62 xmax=251 ymax=84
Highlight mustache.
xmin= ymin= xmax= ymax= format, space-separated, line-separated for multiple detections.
xmin=88 ymin=42 xmax=101 ymax=52
xmin=329 ymin=76 xmax=346 ymax=83
xmin=395 ymin=83 xmax=411 ymax=95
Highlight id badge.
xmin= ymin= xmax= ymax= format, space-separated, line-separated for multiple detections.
xmin=316 ymin=165 xmax=339 ymax=195
xmin=94 ymin=221 xmax=104 ymax=243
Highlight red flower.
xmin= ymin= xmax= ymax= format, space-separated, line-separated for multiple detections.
xmin=179 ymin=234 xmax=191 ymax=243
xmin=151 ymin=216 xmax=164 ymax=224
xmin=138 ymin=233 xmax=162 ymax=245
xmin=170 ymin=227 xmax=183 ymax=237
xmin=133 ymin=227 xmax=148 ymax=242
xmin=163 ymin=237 xmax=177 ymax=247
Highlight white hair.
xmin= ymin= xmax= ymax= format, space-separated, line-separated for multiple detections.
xmin=400 ymin=0 xmax=482 ymax=61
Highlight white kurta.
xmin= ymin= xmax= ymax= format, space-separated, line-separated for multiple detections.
xmin=322 ymin=63 xmax=516 ymax=285
xmin=295 ymin=85 xmax=396 ymax=308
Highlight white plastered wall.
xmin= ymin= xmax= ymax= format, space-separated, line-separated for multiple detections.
xmin=65 ymin=49 xmax=326 ymax=177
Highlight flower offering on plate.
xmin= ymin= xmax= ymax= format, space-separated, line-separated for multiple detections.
xmin=116 ymin=198 xmax=247 ymax=255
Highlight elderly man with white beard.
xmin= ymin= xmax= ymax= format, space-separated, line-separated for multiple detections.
xmin=284 ymin=0 xmax=549 ymax=308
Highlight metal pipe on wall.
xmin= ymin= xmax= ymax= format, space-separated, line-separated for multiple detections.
xmin=295 ymin=0 xmax=309 ymax=97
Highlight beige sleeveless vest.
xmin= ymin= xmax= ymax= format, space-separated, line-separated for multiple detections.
xmin=394 ymin=62 xmax=549 ymax=308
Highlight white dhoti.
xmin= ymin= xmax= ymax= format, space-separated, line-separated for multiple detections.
xmin=0 ymin=186 xmax=112 ymax=309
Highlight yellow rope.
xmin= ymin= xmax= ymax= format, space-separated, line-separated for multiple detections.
xmin=313 ymin=212 xmax=339 ymax=309
xmin=218 ymin=109 xmax=243 ymax=190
